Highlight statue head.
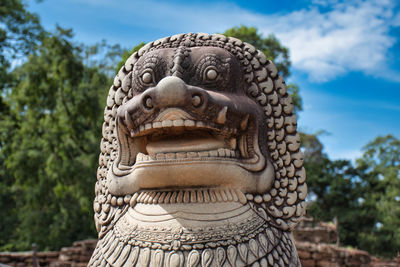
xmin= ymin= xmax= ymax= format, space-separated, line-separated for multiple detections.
xmin=91 ymin=33 xmax=307 ymax=266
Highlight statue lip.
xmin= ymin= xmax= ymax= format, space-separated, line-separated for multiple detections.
xmin=115 ymin=112 xmax=266 ymax=172
xmin=105 ymin=109 xmax=275 ymax=195
xmin=103 ymin=102 xmax=276 ymax=196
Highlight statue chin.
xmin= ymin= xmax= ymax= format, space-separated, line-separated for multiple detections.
xmin=106 ymin=158 xmax=275 ymax=196
xmin=117 ymin=201 xmax=264 ymax=249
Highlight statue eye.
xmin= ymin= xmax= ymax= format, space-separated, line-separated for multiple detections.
xmin=205 ymin=68 xmax=218 ymax=80
xmin=141 ymin=71 xmax=154 ymax=84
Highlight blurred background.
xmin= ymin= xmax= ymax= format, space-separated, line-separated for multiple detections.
xmin=0 ymin=0 xmax=399 ymax=259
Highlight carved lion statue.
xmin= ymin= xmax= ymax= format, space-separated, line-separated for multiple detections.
xmin=89 ymin=33 xmax=307 ymax=267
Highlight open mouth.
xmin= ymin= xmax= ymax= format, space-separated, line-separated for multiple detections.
xmin=108 ymin=103 xmax=273 ymax=195
xmin=117 ymin=112 xmax=262 ymax=169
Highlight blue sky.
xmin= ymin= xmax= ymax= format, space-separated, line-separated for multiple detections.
xmin=28 ymin=0 xmax=400 ymax=161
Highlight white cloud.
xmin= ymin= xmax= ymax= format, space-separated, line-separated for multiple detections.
xmin=65 ymin=0 xmax=399 ymax=82
xmin=258 ymin=0 xmax=399 ymax=81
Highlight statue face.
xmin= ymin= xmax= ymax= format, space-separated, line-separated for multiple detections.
xmin=91 ymin=34 xmax=307 ymax=267
xmin=107 ymin=46 xmax=275 ymax=196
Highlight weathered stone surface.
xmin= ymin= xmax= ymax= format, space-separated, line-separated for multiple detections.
xmin=296 ymin=241 xmax=374 ymax=267
xmin=294 ymin=216 xmax=338 ymax=244
xmin=371 ymin=256 xmax=400 ymax=267
xmin=0 ymin=250 xmax=59 ymax=267
xmin=90 ymin=33 xmax=307 ymax=266
xmin=301 ymin=259 xmax=316 ymax=267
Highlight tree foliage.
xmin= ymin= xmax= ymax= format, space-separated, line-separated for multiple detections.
xmin=0 ymin=27 xmax=110 ymax=250
xmin=0 ymin=0 xmax=44 ymax=112
xmin=354 ymin=135 xmax=400 ymax=257
xmin=306 ymin=135 xmax=400 ymax=258
xmin=0 ymin=0 xmax=43 ymax=56
xmin=0 ymin=0 xmax=44 ymax=250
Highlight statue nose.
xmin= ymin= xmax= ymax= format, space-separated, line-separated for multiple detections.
xmin=142 ymin=76 xmax=205 ymax=110
xmin=154 ymin=76 xmax=188 ymax=107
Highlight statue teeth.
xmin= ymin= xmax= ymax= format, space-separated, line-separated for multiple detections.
xmin=145 ymin=123 xmax=152 ymax=130
xmin=173 ymin=119 xmax=184 ymax=127
xmin=197 ymin=190 xmax=204 ymax=203
xmin=238 ymin=135 xmax=249 ymax=158
xmin=137 ymin=192 xmax=146 ymax=203
xmin=216 ymin=106 xmax=228 ymax=124
xmin=240 ymin=114 xmax=249 ymax=131
xmin=230 ymin=189 xmax=239 ymax=202
xmin=224 ymin=189 xmax=233 ymax=201
xmin=176 ymin=152 xmax=187 ymax=159
xmin=214 ymin=189 xmax=223 ymax=202
xmin=190 ymin=190 xmax=197 ymax=203
xmin=196 ymin=121 xmax=205 ymax=127
xmin=176 ymin=191 xmax=183 ymax=203
xmin=198 ymin=151 xmax=209 ymax=157
xmin=136 ymin=153 xmax=144 ymax=161
xmin=162 ymin=120 xmax=172 ymax=127
xmin=165 ymin=153 xmax=176 ymax=159
xmin=125 ymin=111 xmax=135 ymax=129
xmin=236 ymin=189 xmax=247 ymax=204
xmin=156 ymin=153 xmax=165 ymax=160
xmin=143 ymin=192 xmax=151 ymax=204
xmin=209 ymin=189 xmax=217 ymax=203
xmin=224 ymin=148 xmax=231 ymax=156
xmin=219 ymin=189 xmax=228 ymax=202
xmin=170 ymin=191 xmax=177 ymax=204
xmin=183 ymin=191 xmax=190 ymax=203
xmin=153 ymin=121 xmax=162 ymax=128
xmin=187 ymin=152 xmax=198 ymax=158
xmin=132 ymin=120 xmax=243 ymax=143
xmin=153 ymin=192 xmax=161 ymax=204
xmin=135 ymin=148 xmax=239 ymax=163
xmin=209 ymin=150 xmax=218 ymax=157
xmin=203 ymin=190 xmax=211 ymax=202
xmin=134 ymin=188 xmax=246 ymax=204
xmin=158 ymin=192 xmax=167 ymax=203
xmin=184 ymin=119 xmax=195 ymax=127
xmin=229 ymin=138 xmax=237 ymax=149
xmin=130 ymin=193 xmax=139 ymax=207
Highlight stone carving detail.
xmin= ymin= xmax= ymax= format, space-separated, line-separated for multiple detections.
xmin=89 ymin=33 xmax=307 ymax=266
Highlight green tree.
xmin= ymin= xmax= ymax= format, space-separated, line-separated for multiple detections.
xmin=0 ymin=0 xmax=44 ymax=250
xmin=305 ymin=157 xmax=370 ymax=247
xmin=0 ymin=27 xmax=110 ymax=250
xmin=0 ymin=0 xmax=44 ymax=99
xmin=305 ymin=135 xmax=400 ymax=258
xmin=355 ymin=135 xmax=400 ymax=257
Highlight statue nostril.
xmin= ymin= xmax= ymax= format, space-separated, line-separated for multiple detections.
xmin=192 ymin=94 xmax=203 ymax=108
xmin=143 ymin=96 xmax=153 ymax=109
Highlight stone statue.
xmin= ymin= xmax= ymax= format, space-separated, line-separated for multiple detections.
xmin=88 ymin=33 xmax=307 ymax=267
